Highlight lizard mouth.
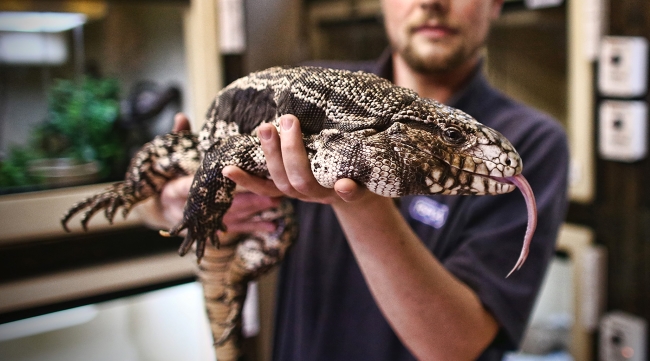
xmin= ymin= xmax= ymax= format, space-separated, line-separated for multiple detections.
xmin=493 ymin=174 xmax=538 ymax=278
xmin=428 ymin=170 xmax=536 ymax=277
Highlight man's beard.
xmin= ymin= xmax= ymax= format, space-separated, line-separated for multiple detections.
xmin=398 ymin=40 xmax=472 ymax=75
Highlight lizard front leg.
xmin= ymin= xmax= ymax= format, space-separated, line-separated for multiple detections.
xmin=163 ymin=134 xmax=268 ymax=261
xmin=61 ymin=131 xmax=200 ymax=231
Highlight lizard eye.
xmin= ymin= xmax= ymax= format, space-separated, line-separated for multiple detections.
xmin=442 ymin=127 xmax=465 ymax=145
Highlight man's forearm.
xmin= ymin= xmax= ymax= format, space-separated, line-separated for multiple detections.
xmin=332 ymin=195 xmax=498 ymax=360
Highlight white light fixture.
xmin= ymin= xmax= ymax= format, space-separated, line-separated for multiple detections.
xmin=0 ymin=11 xmax=87 ymax=33
xmin=0 ymin=12 xmax=87 ymax=65
xmin=0 ymin=32 xmax=68 ymax=64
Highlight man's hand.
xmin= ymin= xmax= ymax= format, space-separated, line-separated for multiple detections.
xmin=224 ymin=114 xmax=370 ymax=205
xmin=140 ymin=113 xmax=281 ymax=236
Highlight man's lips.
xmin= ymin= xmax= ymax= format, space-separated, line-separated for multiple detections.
xmin=411 ymin=24 xmax=458 ymax=39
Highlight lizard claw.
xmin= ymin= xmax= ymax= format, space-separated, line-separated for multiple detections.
xmin=166 ymin=217 xmax=227 ymax=262
xmin=61 ymin=182 xmax=135 ymax=232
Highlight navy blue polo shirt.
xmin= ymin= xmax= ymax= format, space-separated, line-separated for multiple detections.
xmin=272 ymin=52 xmax=569 ymax=361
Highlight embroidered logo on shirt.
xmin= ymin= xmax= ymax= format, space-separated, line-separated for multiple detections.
xmin=409 ymin=197 xmax=449 ymax=229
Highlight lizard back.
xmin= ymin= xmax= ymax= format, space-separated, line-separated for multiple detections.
xmin=197 ymin=66 xmax=420 ymax=153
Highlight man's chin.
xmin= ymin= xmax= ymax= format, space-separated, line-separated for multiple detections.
xmin=401 ymin=45 xmax=461 ymax=74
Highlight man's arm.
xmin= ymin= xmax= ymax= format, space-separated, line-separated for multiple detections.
xmin=229 ymin=114 xmax=499 ymax=360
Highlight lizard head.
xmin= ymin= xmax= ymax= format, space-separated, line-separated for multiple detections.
xmin=391 ymin=98 xmax=523 ymax=196
xmin=389 ymin=98 xmax=537 ymax=277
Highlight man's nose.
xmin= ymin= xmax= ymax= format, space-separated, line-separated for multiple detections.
xmin=419 ymin=0 xmax=448 ymax=13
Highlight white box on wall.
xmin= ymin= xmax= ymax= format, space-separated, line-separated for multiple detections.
xmin=600 ymin=311 xmax=647 ymax=361
xmin=598 ymin=36 xmax=648 ymax=98
xmin=599 ymin=100 xmax=648 ymax=162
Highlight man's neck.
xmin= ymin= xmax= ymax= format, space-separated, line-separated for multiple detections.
xmin=391 ymin=53 xmax=479 ymax=104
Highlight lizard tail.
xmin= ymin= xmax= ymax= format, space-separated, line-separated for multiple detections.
xmin=198 ymin=243 xmax=246 ymax=361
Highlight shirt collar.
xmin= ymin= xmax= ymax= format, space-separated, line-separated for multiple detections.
xmin=372 ymin=48 xmax=395 ymax=82
xmin=445 ymin=62 xmax=486 ymax=109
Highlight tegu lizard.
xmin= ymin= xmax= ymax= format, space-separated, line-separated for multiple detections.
xmin=61 ymin=65 xmax=537 ymax=361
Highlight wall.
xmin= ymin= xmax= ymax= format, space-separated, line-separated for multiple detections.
xmin=486 ymin=7 xmax=567 ymax=127
xmin=94 ymin=3 xmax=190 ymax=126
xmin=244 ymin=0 xmax=305 ymax=72
xmin=567 ymin=0 xmax=650 ymax=347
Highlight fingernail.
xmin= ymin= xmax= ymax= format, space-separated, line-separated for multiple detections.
xmin=259 ymin=127 xmax=272 ymax=140
xmin=281 ymin=116 xmax=293 ymax=131
xmin=222 ymin=168 xmax=232 ymax=179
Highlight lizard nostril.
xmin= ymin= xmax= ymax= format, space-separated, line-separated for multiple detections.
xmin=505 ymin=158 xmax=512 ymax=166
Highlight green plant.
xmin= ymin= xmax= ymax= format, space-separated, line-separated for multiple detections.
xmin=0 ymin=76 xmax=126 ymax=189
xmin=0 ymin=146 xmax=42 ymax=188
xmin=43 ymin=77 xmax=124 ymax=177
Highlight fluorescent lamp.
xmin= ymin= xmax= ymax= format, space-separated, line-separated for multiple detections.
xmin=0 ymin=12 xmax=87 ymax=33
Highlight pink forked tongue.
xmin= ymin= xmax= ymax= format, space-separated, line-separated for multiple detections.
xmin=504 ymin=174 xmax=537 ymax=278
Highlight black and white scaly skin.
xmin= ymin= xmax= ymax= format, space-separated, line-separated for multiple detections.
xmin=165 ymin=66 xmax=526 ymax=255
xmin=62 ymin=65 xmax=537 ymax=361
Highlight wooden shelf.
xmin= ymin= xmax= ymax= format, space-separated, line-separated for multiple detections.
xmin=0 ymin=252 xmax=196 ymax=319
xmin=0 ymin=183 xmax=145 ymax=246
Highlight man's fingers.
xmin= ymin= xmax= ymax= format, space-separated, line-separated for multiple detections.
xmin=258 ymin=121 xmax=304 ymax=198
xmin=222 ymin=165 xmax=285 ymax=197
xmin=173 ymin=113 xmax=192 ymax=132
xmin=278 ymin=115 xmax=331 ymax=199
xmin=278 ymin=116 xmax=311 ymax=190
xmin=334 ymin=178 xmax=367 ymax=202
xmin=224 ymin=193 xmax=282 ymax=224
xmin=168 ymin=175 xmax=193 ymax=196
xmin=158 ymin=175 xmax=193 ymax=225
xmin=222 ymin=221 xmax=277 ymax=234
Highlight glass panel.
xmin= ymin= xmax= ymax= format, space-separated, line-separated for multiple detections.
xmin=0 ymin=2 xmax=190 ymax=195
